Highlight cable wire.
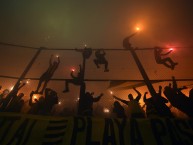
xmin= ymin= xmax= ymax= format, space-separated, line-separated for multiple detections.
xmin=0 ymin=41 xmax=192 ymax=51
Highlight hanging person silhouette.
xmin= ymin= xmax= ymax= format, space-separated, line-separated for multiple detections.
xmin=93 ymin=49 xmax=109 ymax=72
xmin=154 ymin=47 xmax=178 ymax=70
xmin=35 ymin=55 xmax=60 ymax=94
xmin=63 ymin=64 xmax=83 ymax=93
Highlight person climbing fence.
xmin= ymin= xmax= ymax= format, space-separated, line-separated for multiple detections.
xmin=63 ymin=65 xmax=83 ymax=93
xmin=35 ymin=55 xmax=60 ymax=94
xmin=75 ymin=47 xmax=92 ymax=59
xmin=93 ymin=49 xmax=109 ymax=72
xmin=154 ymin=47 xmax=178 ymax=70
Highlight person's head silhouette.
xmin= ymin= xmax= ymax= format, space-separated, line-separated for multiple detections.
xmin=128 ymin=94 xmax=133 ymax=100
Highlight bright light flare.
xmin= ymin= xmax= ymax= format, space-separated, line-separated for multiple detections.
xmin=58 ymin=101 xmax=62 ymax=105
xmin=32 ymin=94 xmax=41 ymax=103
xmin=169 ymin=48 xmax=174 ymax=51
xmin=135 ymin=27 xmax=141 ymax=31
xmin=33 ymin=95 xmax=37 ymax=99
xmin=109 ymin=91 xmax=113 ymax=95
xmin=76 ymin=97 xmax=80 ymax=102
xmin=103 ymin=108 xmax=110 ymax=113
xmin=135 ymin=24 xmax=143 ymax=32
xmin=26 ymin=79 xmax=30 ymax=84
xmin=10 ymin=86 xmax=14 ymax=91
xmin=71 ymin=68 xmax=75 ymax=72
xmin=166 ymin=44 xmax=176 ymax=51
xmin=56 ymin=55 xmax=59 ymax=58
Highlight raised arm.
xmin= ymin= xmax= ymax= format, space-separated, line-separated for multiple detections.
xmin=57 ymin=56 xmax=60 ymax=64
xmin=172 ymin=76 xmax=178 ymax=92
xmin=93 ymin=93 xmax=103 ymax=102
xmin=161 ymin=50 xmax=172 ymax=56
xmin=158 ymin=86 xmax=162 ymax=96
xmin=70 ymin=71 xmax=76 ymax=79
xmin=143 ymin=92 xmax=148 ymax=103
xmin=113 ymin=95 xmax=128 ymax=105
xmin=133 ymin=87 xmax=141 ymax=101
xmin=178 ymin=86 xmax=187 ymax=91
xmin=29 ymin=91 xmax=35 ymax=106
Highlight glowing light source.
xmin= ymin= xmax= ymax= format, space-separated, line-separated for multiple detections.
xmin=33 ymin=95 xmax=37 ymax=99
xmin=58 ymin=101 xmax=62 ymax=105
xmin=84 ymin=44 xmax=87 ymax=47
xmin=71 ymin=68 xmax=75 ymax=72
xmin=109 ymin=91 xmax=113 ymax=95
xmin=135 ymin=27 xmax=141 ymax=31
xmin=169 ymin=48 xmax=174 ymax=51
xmin=32 ymin=94 xmax=41 ymax=103
xmin=104 ymin=108 xmax=110 ymax=113
xmin=56 ymin=55 xmax=59 ymax=58
xmin=76 ymin=97 xmax=80 ymax=102
xmin=26 ymin=79 xmax=30 ymax=84
xmin=10 ymin=86 xmax=14 ymax=91
xmin=134 ymin=23 xmax=143 ymax=32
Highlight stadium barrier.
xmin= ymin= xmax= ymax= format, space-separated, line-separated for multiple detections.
xmin=0 ymin=113 xmax=193 ymax=145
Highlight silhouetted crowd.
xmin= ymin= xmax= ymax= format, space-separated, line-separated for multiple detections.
xmin=0 ymin=76 xmax=192 ymax=119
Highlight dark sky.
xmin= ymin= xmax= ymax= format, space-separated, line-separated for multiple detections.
xmin=1 ymin=0 xmax=193 ymax=47
xmin=0 ymin=0 xmax=193 ymax=114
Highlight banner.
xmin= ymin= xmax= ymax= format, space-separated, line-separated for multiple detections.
xmin=0 ymin=113 xmax=193 ymax=145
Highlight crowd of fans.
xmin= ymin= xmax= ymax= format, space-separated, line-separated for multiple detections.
xmin=0 ymin=76 xmax=192 ymax=119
